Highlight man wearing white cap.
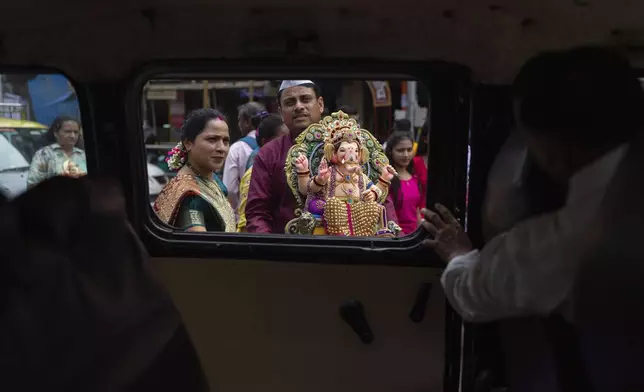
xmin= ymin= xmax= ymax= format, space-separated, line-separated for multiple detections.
xmin=245 ymin=80 xmax=325 ymax=233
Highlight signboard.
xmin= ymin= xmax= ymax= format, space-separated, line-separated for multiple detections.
xmin=169 ymin=93 xmax=185 ymax=129
xmin=394 ymin=110 xmax=407 ymax=120
xmin=0 ymin=103 xmax=26 ymax=120
xmin=415 ymin=107 xmax=428 ymax=128
xmin=395 ymin=107 xmax=427 ymax=127
xmin=366 ymin=81 xmax=392 ymax=108
xmin=147 ymin=89 xmax=177 ymax=101
xmin=0 ymin=103 xmax=25 ymax=113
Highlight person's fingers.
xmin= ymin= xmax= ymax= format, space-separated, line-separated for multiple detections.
xmin=421 ymin=219 xmax=438 ymax=235
xmin=422 ymin=238 xmax=438 ymax=248
xmin=434 ymin=203 xmax=454 ymax=220
xmin=435 ymin=203 xmax=461 ymax=227
xmin=421 ymin=208 xmax=446 ymax=229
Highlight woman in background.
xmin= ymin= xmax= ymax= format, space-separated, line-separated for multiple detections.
xmin=27 ymin=116 xmax=86 ymax=188
xmin=385 ymin=131 xmax=424 ymax=235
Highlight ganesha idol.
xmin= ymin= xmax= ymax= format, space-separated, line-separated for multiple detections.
xmin=285 ymin=111 xmax=402 ymax=237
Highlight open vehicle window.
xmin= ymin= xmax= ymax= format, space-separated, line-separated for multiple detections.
xmin=130 ymin=68 xmax=469 ymax=391
xmin=142 ymin=78 xmax=431 ymax=240
xmin=0 ymin=72 xmax=87 ymax=199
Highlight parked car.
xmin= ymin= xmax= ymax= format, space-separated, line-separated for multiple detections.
xmin=0 ymin=118 xmax=168 ymax=201
xmin=146 ymin=143 xmax=176 ymax=177
xmin=0 ymin=132 xmax=30 ymax=199
xmin=147 ymin=163 xmax=168 ymax=205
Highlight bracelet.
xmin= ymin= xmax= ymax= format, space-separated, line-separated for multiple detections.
xmin=370 ymin=189 xmax=379 ymax=200
xmin=378 ymin=176 xmax=391 ymax=186
xmin=297 ymin=170 xmax=310 ymax=176
xmin=313 ymin=176 xmax=326 ymax=187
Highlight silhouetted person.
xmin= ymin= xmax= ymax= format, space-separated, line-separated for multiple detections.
xmin=0 ymin=176 xmax=209 ymax=391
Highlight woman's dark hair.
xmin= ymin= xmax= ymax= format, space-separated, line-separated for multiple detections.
xmin=513 ymin=46 xmax=644 ymax=148
xmin=385 ymin=131 xmax=417 ymax=209
xmin=393 ymin=119 xmax=412 ymax=133
xmin=45 ymin=116 xmax=80 ymax=145
xmin=416 ymin=117 xmax=430 ymax=156
xmin=181 ymin=108 xmax=227 ymax=143
xmin=76 ymin=135 xmax=85 ymax=150
xmin=250 ymin=110 xmax=270 ymax=129
xmin=257 ymin=114 xmax=284 ymax=147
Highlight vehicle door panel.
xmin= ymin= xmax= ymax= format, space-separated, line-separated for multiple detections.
xmin=153 ymin=258 xmax=445 ymax=391
xmin=81 ymin=64 xmax=471 ymax=392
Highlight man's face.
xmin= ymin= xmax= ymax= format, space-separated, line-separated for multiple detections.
xmin=279 ymin=86 xmax=324 ymax=135
xmin=514 ymin=100 xmax=570 ymax=182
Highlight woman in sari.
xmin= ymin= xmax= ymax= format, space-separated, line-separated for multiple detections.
xmin=153 ymin=108 xmax=236 ymax=232
xmin=27 ymin=116 xmax=87 ymax=188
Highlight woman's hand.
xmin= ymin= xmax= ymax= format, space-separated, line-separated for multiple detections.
xmin=295 ymin=153 xmax=309 ymax=172
xmin=421 ymin=203 xmax=473 ymax=262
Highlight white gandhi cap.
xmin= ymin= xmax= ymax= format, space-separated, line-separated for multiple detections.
xmin=278 ymin=80 xmax=315 ymax=92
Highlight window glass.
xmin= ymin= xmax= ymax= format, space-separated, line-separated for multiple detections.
xmin=143 ymin=78 xmax=430 ymax=238
xmin=0 ymin=73 xmax=86 ymax=199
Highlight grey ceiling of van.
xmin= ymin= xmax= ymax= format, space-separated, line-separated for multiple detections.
xmin=0 ymin=0 xmax=641 ymax=82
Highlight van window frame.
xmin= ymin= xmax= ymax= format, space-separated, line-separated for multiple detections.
xmin=125 ymin=60 xmax=471 ymax=266
xmin=0 ymin=67 xmax=96 ymax=174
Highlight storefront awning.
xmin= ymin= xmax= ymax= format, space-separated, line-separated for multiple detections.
xmin=144 ymin=80 xmax=268 ymax=91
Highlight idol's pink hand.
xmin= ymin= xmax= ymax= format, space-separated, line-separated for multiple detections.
xmin=318 ymin=158 xmax=331 ymax=182
xmin=295 ymin=153 xmax=309 ymax=172
xmin=381 ymin=165 xmax=397 ymax=181
xmin=362 ymin=189 xmax=376 ymax=202
xmin=347 ymin=164 xmax=362 ymax=174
